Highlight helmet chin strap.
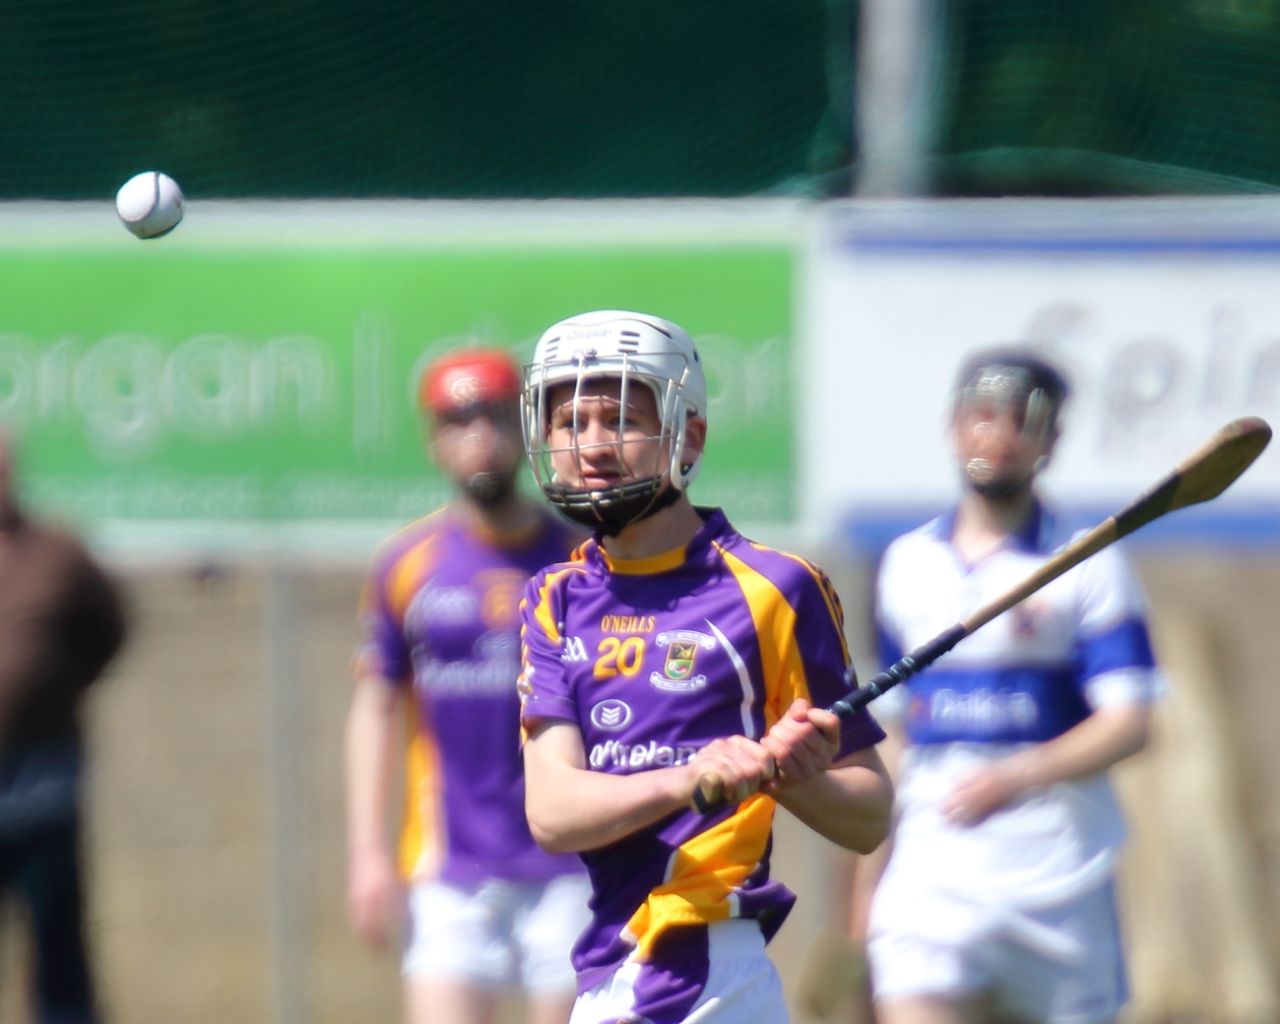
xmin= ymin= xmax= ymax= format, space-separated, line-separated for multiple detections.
xmin=549 ymin=476 xmax=683 ymax=537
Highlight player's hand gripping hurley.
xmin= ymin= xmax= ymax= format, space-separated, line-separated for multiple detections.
xmin=693 ymin=416 xmax=1273 ymax=814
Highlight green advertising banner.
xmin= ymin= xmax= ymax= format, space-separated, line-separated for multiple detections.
xmin=0 ymin=217 xmax=795 ymax=540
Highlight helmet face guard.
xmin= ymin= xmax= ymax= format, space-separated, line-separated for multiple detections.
xmin=521 ymin=311 xmax=707 ymax=534
xmin=958 ymin=365 xmax=1057 ymax=445
xmin=952 ymin=351 xmax=1070 ymax=497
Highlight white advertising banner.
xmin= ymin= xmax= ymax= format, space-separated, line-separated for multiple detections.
xmin=805 ymin=199 xmax=1280 ymax=549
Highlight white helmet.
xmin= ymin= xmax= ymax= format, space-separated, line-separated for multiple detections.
xmin=521 ymin=310 xmax=707 ymax=533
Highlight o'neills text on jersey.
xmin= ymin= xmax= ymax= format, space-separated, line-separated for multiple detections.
xmin=600 ymin=614 xmax=657 ymax=634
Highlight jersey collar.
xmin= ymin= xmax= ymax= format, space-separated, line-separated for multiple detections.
xmin=935 ymin=498 xmax=1055 ymax=557
xmin=587 ymin=507 xmax=731 ymax=575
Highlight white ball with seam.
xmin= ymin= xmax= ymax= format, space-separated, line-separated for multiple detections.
xmin=115 ymin=171 xmax=184 ymax=239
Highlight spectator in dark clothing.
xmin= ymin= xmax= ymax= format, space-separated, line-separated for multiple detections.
xmin=0 ymin=433 xmax=127 ymax=1024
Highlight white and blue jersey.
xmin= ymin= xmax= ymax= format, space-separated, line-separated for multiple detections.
xmin=867 ymin=501 xmax=1162 ymax=1020
xmin=873 ymin=501 xmax=1160 ymax=860
xmin=876 ymin=503 xmax=1158 ymax=750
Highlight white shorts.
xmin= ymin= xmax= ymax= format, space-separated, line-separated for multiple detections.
xmin=570 ymin=919 xmax=786 ymax=1024
xmin=869 ymin=870 xmax=1128 ymax=1024
xmin=402 ymin=873 xmax=591 ymax=994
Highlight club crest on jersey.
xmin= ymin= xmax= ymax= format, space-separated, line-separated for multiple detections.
xmin=650 ymin=629 xmax=714 ymax=692
xmin=664 ymin=641 xmax=698 ymax=680
xmin=1010 ymin=599 xmax=1049 ymax=637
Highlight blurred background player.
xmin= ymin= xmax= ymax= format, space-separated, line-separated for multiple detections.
xmin=516 ymin=310 xmax=893 ymax=1024
xmin=344 ymin=349 xmax=590 ymax=1024
xmin=865 ymin=349 xmax=1162 ymax=1024
xmin=0 ymin=431 xmax=128 ymax=1024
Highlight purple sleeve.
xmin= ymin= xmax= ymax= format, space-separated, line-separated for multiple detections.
xmin=518 ymin=572 xmax=579 ymax=728
xmin=789 ymin=564 xmax=885 ymax=757
xmin=353 ymin=555 xmax=411 ymax=686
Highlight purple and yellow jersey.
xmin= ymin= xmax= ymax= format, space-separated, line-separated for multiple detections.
xmin=355 ymin=507 xmax=582 ymax=886
xmin=518 ymin=508 xmax=885 ymax=994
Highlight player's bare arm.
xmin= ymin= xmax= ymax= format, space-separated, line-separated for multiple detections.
xmin=761 ymin=699 xmax=893 ymax=853
xmin=943 ymin=702 xmax=1152 ymax=827
xmin=523 ymin=718 xmax=777 ymax=853
xmin=344 ymin=674 xmax=404 ymax=948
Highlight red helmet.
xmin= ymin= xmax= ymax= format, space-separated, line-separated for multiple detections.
xmin=419 ymin=348 xmax=521 ymax=416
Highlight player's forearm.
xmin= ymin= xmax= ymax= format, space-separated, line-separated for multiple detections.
xmin=774 ymin=757 xmax=894 ymax=854
xmin=524 ymin=719 xmax=700 ymax=852
xmin=525 ymin=759 xmax=692 ymax=854
xmin=344 ymin=678 xmax=400 ymax=856
xmin=1005 ymin=703 xmax=1152 ymax=791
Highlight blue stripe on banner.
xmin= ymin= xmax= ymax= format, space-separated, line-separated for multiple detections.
xmin=841 ymin=504 xmax=1280 ymax=557
xmin=1079 ymin=617 xmax=1155 ymax=678
xmin=837 ymin=232 xmax=1280 ymax=257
